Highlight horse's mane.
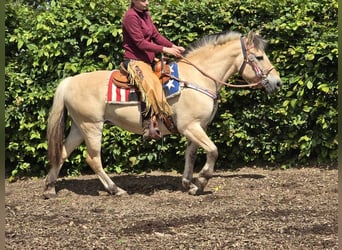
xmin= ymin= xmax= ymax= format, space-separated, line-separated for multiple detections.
xmin=183 ymin=31 xmax=267 ymax=56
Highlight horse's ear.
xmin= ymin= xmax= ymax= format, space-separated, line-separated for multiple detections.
xmin=247 ymin=31 xmax=255 ymax=46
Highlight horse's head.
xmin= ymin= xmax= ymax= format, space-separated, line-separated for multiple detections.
xmin=239 ymin=31 xmax=282 ymax=93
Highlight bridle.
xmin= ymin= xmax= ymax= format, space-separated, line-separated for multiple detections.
xmin=176 ymin=36 xmax=274 ymax=89
xmin=238 ymin=36 xmax=274 ymax=88
xmin=164 ymin=35 xmax=275 ymax=99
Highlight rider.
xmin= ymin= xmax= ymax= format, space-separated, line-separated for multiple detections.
xmin=122 ymin=0 xmax=185 ymax=140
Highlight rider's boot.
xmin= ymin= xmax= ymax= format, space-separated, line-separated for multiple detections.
xmin=141 ymin=102 xmax=161 ymax=141
xmin=142 ymin=116 xmax=162 ymax=141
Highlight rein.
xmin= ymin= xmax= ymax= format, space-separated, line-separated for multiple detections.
xmin=163 ymin=35 xmax=275 ymax=99
xmin=179 ymin=55 xmax=260 ymax=89
xmin=169 ymin=35 xmax=276 ymax=96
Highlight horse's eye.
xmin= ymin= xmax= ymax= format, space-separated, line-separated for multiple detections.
xmin=256 ymin=56 xmax=264 ymax=61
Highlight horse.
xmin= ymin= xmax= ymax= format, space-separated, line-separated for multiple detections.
xmin=44 ymin=31 xmax=282 ymax=198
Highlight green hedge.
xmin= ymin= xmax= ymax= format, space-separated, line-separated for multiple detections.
xmin=5 ymin=0 xmax=337 ymax=179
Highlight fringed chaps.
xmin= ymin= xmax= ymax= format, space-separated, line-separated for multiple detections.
xmin=127 ymin=60 xmax=173 ymax=119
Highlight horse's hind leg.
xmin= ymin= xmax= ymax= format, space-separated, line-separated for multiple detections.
xmin=182 ymin=124 xmax=218 ymax=195
xmin=44 ymin=123 xmax=84 ymax=198
xmin=83 ymin=122 xmax=127 ymax=196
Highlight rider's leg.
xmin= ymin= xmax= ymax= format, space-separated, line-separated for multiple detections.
xmin=141 ymin=102 xmax=161 ymax=141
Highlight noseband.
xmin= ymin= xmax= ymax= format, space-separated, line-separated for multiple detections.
xmin=238 ymin=36 xmax=274 ymax=87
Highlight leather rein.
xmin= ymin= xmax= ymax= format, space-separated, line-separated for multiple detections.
xmin=166 ymin=36 xmax=274 ymax=96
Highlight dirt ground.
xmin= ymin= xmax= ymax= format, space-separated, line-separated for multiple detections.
xmin=5 ymin=167 xmax=337 ymax=249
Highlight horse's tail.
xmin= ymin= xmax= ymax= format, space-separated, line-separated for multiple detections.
xmin=47 ymin=77 xmax=70 ymax=167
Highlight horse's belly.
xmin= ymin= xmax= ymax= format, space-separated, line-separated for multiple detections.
xmin=104 ymin=105 xmax=142 ymax=134
xmin=104 ymin=104 xmax=172 ymax=135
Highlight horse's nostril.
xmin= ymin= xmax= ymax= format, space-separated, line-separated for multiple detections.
xmin=277 ymin=81 xmax=282 ymax=87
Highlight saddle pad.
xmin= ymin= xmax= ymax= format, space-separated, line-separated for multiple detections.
xmin=106 ymin=62 xmax=181 ymax=104
xmin=162 ymin=62 xmax=180 ymax=98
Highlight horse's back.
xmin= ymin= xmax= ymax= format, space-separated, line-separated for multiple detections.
xmin=66 ymin=70 xmax=111 ymax=93
xmin=62 ymin=70 xmax=112 ymax=119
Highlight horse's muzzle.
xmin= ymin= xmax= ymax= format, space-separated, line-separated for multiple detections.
xmin=262 ymin=76 xmax=282 ymax=94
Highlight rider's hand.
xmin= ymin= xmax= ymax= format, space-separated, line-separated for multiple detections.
xmin=172 ymin=45 xmax=185 ymax=53
xmin=163 ymin=45 xmax=185 ymax=58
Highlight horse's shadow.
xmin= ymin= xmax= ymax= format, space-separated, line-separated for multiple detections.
xmin=55 ymin=172 xmax=266 ymax=196
xmin=55 ymin=174 xmax=182 ymax=196
xmin=218 ymin=173 xmax=265 ymax=179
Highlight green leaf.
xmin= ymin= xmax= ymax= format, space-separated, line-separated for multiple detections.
xmin=17 ymin=40 xmax=24 ymax=49
xmin=86 ymin=38 xmax=93 ymax=46
xmin=290 ymin=99 xmax=297 ymax=108
xmin=306 ymin=80 xmax=313 ymax=89
xmin=115 ymin=166 xmax=122 ymax=174
xmin=317 ymin=84 xmax=330 ymax=93
xmin=30 ymin=131 xmax=41 ymax=140
xmin=305 ymin=54 xmax=315 ymax=61
xmin=299 ymin=135 xmax=310 ymax=142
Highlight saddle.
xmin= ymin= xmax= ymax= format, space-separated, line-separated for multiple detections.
xmin=112 ymin=60 xmax=171 ymax=88
xmin=111 ymin=59 xmax=177 ymax=137
xmin=111 ymin=63 xmax=131 ymax=89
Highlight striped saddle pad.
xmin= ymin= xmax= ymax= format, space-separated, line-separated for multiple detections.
xmin=106 ymin=62 xmax=181 ymax=104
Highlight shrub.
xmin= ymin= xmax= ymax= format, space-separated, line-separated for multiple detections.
xmin=5 ymin=0 xmax=337 ymax=179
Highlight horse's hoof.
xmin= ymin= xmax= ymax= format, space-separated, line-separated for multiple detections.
xmin=43 ymin=184 xmax=57 ymax=199
xmin=182 ymin=178 xmax=191 ymax=190
xmin=188 ymin=184 xmax=203 ymax=195
xmin=196 ymin=177 xmax=208 ymax=189
xmin=43 ymin=190 xmax=57 ymax=199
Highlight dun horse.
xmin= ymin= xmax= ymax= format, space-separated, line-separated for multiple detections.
xmin=44 ymin=31 xmax=282 ymax=198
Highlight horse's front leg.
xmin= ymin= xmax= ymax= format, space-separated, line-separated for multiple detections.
xmin=182 ymin=140 xmax=198 ymax=191
xmin=196 ymin=142 xmax=218 ymax=194
xmin=182 ymin=125 xmax=218 ymax=195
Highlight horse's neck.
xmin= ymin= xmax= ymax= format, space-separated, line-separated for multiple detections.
xmin=179 ymin=40 xmax=241 ymax=91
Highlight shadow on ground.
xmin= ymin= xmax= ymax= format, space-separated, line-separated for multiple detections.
xmin=55 ymin=172 xmax=266 ymax=196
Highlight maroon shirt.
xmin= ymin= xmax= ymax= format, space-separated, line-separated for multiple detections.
xmin=122 ymin=8 xmax=173 ymax=64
